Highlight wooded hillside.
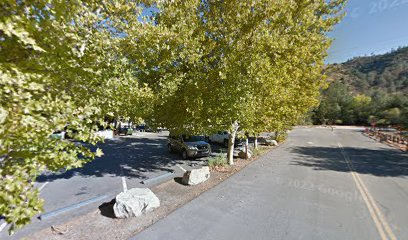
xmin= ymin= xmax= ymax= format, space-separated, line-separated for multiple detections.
xmin=312 ymin=46 xmax=408 ymax=128
xmin=327 ymin=46 xmax=408 ymax=94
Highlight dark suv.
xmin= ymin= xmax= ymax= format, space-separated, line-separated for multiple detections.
xmin=118 ymin=127 xmax=134 ymax=135
xmin=168 ymin=134 xmax=211 ymax=159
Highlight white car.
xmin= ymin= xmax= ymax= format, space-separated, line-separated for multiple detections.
xmin=208 ymin=131 xmax=230 ymax=147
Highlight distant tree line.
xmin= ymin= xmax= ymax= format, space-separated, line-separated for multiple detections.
xmin=311 ymin=82 xmax=408 ymax=128
xmin=309 ymin=46 xmax=408 ymax=128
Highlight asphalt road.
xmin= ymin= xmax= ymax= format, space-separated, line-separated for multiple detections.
xmin=132 ymin=127 xmax=408 ymax=240
xmin=0 ymin=131 xmax=222 ymax=239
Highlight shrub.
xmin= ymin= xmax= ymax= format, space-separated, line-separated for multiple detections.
xmin=274 ymin=132 xmax=288 ymax=143
xmin=208 ymin=153 xmax=227 ymax=168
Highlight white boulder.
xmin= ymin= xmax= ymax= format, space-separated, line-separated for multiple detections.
xmin=113 ymin=188 xmax=160 ymax=218
xmin=182 ymin=166 xmax=210 ymax=185
xmin=265 ymin=139 xmax=278 ymax=146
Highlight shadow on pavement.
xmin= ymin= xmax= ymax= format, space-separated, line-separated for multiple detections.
xmin=99 ymin=199 xmax=116 ymax=218
xmin=290 ymin=146 xmax=408 ymax=177
xmin=174 ymin=177 xmax=186 ymax=185
xmin=37 ymin=137 xmax=179 ymax=182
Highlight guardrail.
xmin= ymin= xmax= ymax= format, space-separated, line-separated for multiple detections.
xmin=364 ymin=128 xmax=408 ymax=151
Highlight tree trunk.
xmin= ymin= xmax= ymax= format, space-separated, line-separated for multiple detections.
xmin=227 ymin=121 xmax=239 ymax=165
xmin=245 ymin=138 xmax=249 ymax=160
xmin=113 ymin=119 xmax=120 ymax=135
xmin=254 ymin=136 xmax=258 ymax=149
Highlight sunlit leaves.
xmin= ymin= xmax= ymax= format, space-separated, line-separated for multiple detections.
xmin=0 ymin=0 xmax=153 ymax=233
xmin=144 ymin=0 xmax=346 ymax=142
xmin=0 ymin=0 xmax=346 ymax=232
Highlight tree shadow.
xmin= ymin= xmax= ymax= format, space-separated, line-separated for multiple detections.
xmin=37 ymin=136 xmax=180 ymax=182
xmin=290 ymin=146 xmax=408 ymax=177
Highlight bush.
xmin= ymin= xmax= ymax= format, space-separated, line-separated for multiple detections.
xmin=274 ymin=132 xmax=288 ymax=143
xmin=208 ymin=153 xmax=227 ymax=168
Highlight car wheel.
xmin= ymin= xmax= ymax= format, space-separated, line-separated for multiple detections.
xmin=168 ymin=144 xmax=173 ymax=153
xmin=181 ymin=149 xmax=188 ymax=160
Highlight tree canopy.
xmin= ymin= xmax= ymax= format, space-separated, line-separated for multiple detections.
xmin=0 ymin=0 xmax=153 ymax=233
xmin=1 ymin=0 xmax=346 ymax=232
xmin=140 ymin=0 xmax=346 ymax=163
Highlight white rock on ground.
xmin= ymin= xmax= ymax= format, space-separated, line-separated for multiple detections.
xmin=182 ymin=166 xmax=210 ymax=185
xmin=265 ymin=139 xmax=278 ymax=146
xmin=113 ymin=188 xmax=160 ymax=218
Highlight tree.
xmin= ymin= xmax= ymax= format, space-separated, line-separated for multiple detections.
xmin=0 ymin=1 xmax=153 ymax=233
xmin=384 ymin=108 xmax=401 ymax=125
xmin=139 ymin=0 xmax=346 ymax=164
xmin=351 ymin=94 xmax=372 ymax=124
xmin=313 ymin=81 xmax=353 ymax=124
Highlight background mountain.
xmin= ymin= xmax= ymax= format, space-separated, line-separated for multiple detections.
xmin=311 ymin=46 xmax=408 ymax=128
xmin=327 ymin=46 xmax=408 ymax=94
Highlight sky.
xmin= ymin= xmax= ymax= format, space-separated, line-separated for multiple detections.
xmin=141 ymin=1 xmax=408 ymax=64
xmin=327 ymin=0 xmax=408 ymax=63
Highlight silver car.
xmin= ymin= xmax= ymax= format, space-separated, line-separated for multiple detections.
xmin=168 ymin=134 xmax=211 ymax=159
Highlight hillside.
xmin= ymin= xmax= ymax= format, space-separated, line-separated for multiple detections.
xmin=312 ymin=47 xmax=408 ymax=127
xmin=326 ymin=46 xmax=408 ymax=95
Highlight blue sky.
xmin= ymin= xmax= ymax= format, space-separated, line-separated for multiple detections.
xmin=327 ymin=0 xmax=408 ymax=63
xmin=142 ymin=1 xmax=408 ymax=64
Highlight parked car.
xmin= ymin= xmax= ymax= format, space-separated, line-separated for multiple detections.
xmin=208 ymin=131 xmax=244 ymax=147
xmin=135 ymin=124 xmax=153 ymax=132
xmin=208 ymin=131 xmax=230 ymax=147
xmin=118 ymin=127 xmax=134 ymax=135
xmin=168 ymin=134 xmax=211 ymax=159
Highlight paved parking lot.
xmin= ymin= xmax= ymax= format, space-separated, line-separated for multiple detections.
xmin=1 ymin=131 xmax=227 ymax=239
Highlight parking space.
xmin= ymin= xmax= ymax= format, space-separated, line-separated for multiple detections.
xmin=1 ymin=131 xmax=230 ymax=239
xmin=0 ymin=130 xmax=257 ymax=239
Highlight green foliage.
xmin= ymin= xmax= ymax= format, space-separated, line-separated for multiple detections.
xmin=274 ymin=132 xmax=288 ymax=143
xmin=327 ymin=46 xmax=408 ymax=94
xmin=1 ymin=1 xmax=154 ymax=233
xmin=313 ymin=81 xmax=353 ymax=124
xmin=207 ymin=153 xmax=227 ymax=169
xmin=140 ymin=0 xmax=346 ymax=163
xmin=313 ymin=46 xmax=408 ymax=128
xmin=384 ymin=108 xmax=401 ymax=125
xmin=0 ymin=0 xmax=347 ymax=232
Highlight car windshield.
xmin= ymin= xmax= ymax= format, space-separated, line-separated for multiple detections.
xmin=183 ymin=135 xmax=205 ymax=142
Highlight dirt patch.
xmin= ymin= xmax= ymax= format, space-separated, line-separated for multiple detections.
xmin=27 ymin=146 xmax=275 ymax=240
